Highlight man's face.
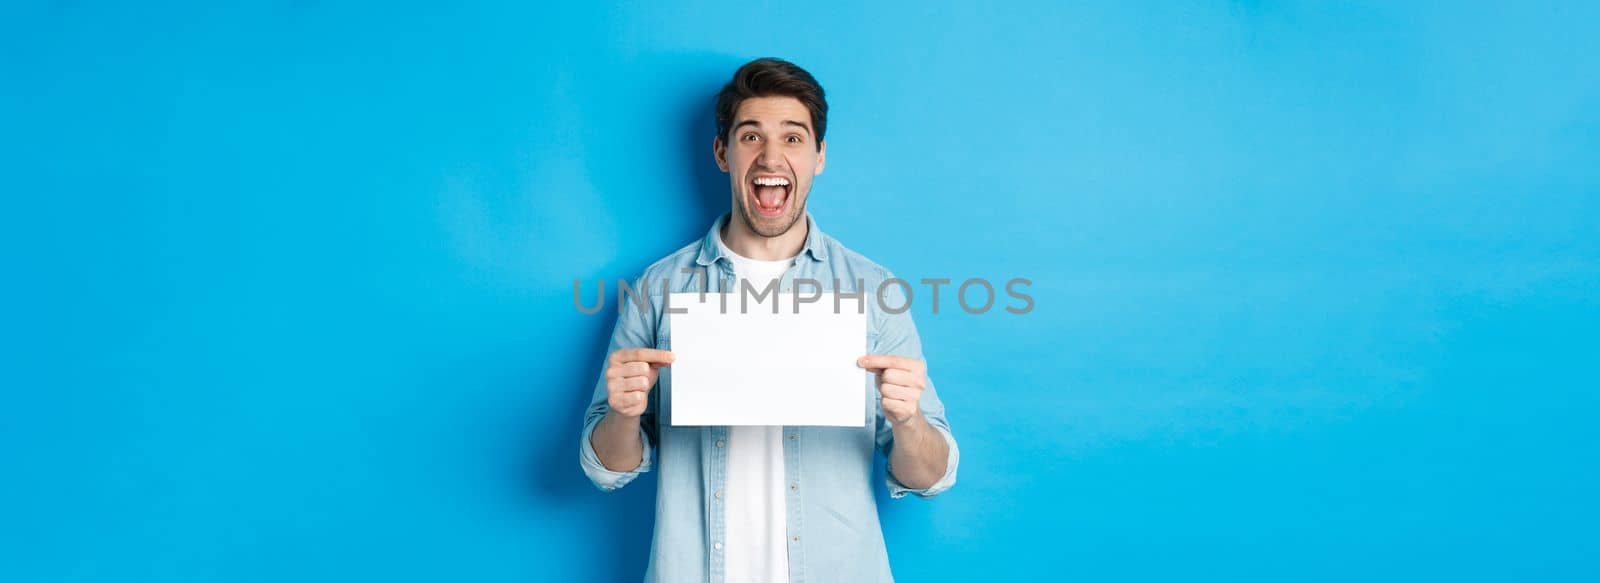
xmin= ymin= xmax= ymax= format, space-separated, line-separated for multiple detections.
xmin=715 ymin=96 xmax=826 ymax=238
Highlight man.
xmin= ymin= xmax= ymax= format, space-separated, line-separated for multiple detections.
xmin=579 ymin=57 xmax=959 ymax=582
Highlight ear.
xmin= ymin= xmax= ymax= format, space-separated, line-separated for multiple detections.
xmin=814 ymin=139 xmax=827 ymax=176
xmin=713 ymin=136 xmax=729 ymax=172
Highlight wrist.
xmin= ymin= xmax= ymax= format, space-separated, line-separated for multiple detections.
xmin=603 ymin=408 xmax=642 ymax=428
xmin=890 ymin=409 xmax=926 ymax=430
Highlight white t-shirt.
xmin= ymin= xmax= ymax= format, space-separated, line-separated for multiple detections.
xmin=717 ymin=233 xmax=793 ymax=583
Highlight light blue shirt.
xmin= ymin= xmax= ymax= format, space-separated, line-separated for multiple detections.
xmin=578 ymin=212 xmax=960 ymax=582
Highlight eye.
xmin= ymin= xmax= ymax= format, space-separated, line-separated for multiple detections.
xmin=742 ymin=133 xmax=759 ymax=142
xmin=786 ymin=135 xmax=802 ymax=144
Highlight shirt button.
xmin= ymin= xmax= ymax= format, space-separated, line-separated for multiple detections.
xmin=788 ymin=433 xmax=797 ymax=441
xmin=714 ymin=490 xmax=723 ymax=500
xmin=715 ymin=440 xmax=725 ymax=448
xmin=714 ymin=542 xmax=723 ymax=550
xmin=790 ymin=483 xmax=798 ymax=491
xmin=792 ymin=536 xmax=801 ymax=542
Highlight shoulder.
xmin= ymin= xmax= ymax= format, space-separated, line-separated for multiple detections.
xmin=633 ymin=239 xmax=702 ymax=286
xmin=821 ymin=232 xmax=898 ymax=286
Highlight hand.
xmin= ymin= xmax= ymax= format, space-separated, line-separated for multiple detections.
xmin=605 ymin=348 xmax=674 ymax=418
xmin=858 ymin=354 xmax=927 ymax=426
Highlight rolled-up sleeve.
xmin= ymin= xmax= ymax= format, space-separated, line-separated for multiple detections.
xmin=577 ymin=275 xmax=659 ymax=492
xmin=872 ymin=273 xmax=960 ymax=499
xmin=579 ymin=413 xmax=655 ymax=491
xmin=880 ymin=377 xmax=960 ymax=499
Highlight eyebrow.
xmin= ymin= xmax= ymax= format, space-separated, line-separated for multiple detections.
xmin=732 ymin=119 xmax=813 ymax=136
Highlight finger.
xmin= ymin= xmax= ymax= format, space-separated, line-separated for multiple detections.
xmin=880 ymin=368 xmax=924 ymax=388
xmin=879 ymin=383 xmax=922 ymax=401
xmin=857 ymin=354 xmax=906 ymax=371
xmin=880 ymin=396 xmax=916 ymax=418
xmin=613 ymin=390 xmax=648 ymax=412
xmin=609 ymin=375 xmax=650 ymax=394
xmin=613 ymin=348 xmax=675 ymax=366
xmin=606 ymin=361 xmax=650 ymax=379
xmin=858 ymin=354 xmax=921 ymax=372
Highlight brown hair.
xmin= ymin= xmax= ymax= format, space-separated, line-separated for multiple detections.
xmin=715 ymin=58 xmax=828 ymax=151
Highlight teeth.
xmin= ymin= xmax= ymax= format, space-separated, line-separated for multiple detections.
xmin=753 ymin=177 xmax=790 ymax=187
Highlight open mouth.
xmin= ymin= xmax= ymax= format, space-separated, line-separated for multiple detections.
xmin=749 ymin=175 xmax=791 ymax=218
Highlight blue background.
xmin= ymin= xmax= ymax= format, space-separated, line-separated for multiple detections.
xmin=4 ymin=1 xmax=1597 ymax=581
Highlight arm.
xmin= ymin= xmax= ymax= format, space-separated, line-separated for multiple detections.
xmin=591 ymin=410 xmax=646 ymax=472
xmin=862 ymin=350 xmax=960 ymax=499
xmin=588 ymin=349 xmax=668 ymax=470
xmin=577 ymin=279 xmax=667 ymax=492
xmin=862 ymin=274 xmax=959 ymax=498
xmin=886 ymin=407 xmax=950 ymax=490
xmin=590 ymin=348 xmax=673 ymax=472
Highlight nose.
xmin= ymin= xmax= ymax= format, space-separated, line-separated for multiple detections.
xmin=756 ymin=140 xmax=784 ymax=169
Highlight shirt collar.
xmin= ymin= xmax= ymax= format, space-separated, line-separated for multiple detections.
xmin=695 ymin=212 xmax=829 ymax=266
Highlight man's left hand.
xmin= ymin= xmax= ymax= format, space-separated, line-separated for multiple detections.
xmin=858 ymin=354 xmax=927 ymax=426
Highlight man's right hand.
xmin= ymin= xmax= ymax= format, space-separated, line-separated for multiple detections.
xmin=604 ymin=348 xmax=674 ymax=418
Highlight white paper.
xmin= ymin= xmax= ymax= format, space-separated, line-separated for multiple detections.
xmin=667 ymin=291 xmax=867 ymax=426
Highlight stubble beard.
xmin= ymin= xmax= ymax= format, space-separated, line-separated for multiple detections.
xmin=736 ymin=188 xmax=806 ymax=238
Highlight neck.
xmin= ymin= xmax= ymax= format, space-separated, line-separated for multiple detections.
xmin=721 ymin=212 xmax=807 ymax=261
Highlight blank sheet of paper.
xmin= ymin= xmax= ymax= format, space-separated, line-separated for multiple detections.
xmin=668 ymin=292 xmax=867 ymax=426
